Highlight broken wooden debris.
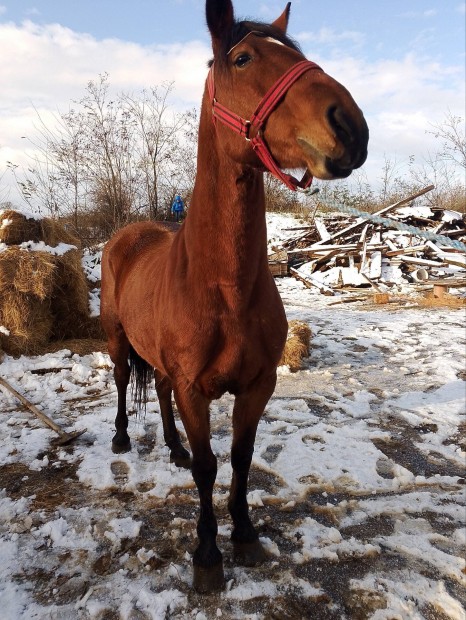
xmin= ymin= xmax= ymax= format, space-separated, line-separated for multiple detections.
xmin=268 ymin=184 xmax=466 ymax=295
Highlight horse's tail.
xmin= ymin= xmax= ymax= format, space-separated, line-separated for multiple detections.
xmin=129 ymin=345 xmax=153 ymax=411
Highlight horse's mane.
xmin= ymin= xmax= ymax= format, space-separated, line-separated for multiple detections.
xmin=208 ymin=19 xmax=302 ymax=67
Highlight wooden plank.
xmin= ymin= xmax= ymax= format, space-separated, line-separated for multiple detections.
xmin=386 ymin=245 xmax=427 ymax=257
xmin=400 ymin=256 xmax=445 ymax=267
xmin=312 ymin=185 xmax=435 ymax=246
xmin=290 ymin=267 xmax=336 ymax=295
xmin=315 ymin=218 xmax=331 ymax=242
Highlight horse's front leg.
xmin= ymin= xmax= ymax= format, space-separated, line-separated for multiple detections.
xmin=229 ymin=372 xmax=277 ymax=566
xmin=173 ymin=383 xmax=224 ymax=593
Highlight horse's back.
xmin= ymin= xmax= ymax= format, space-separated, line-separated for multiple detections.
xmin=101 ymin=221 xmax=177 ymax=325
xmin=103 ymin=221 xmax=176 ymax=278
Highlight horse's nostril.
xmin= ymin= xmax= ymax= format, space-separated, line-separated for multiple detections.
xmin=327 ymin=105 xmax=354 ymax=147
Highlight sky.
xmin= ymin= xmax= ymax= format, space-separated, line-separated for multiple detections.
xmin=0 ymin=0 xmax=465 ymax=202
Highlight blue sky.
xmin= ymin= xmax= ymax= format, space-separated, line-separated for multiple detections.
xmin=3 ymin=0 xmax=464 ymax=62
xmin=0 ymin=1 xmax=465 ymax=196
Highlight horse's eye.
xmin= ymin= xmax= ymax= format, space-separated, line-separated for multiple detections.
xmin=234 ymin=53 xmax=252 ymax=68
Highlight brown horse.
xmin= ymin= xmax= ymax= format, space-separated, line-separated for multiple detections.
xmin=101 ymin=0 xmax=368 ymax=593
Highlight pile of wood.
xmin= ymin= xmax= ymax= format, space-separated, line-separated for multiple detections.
xmin=268 ymin=186 xmax=466 ymax=296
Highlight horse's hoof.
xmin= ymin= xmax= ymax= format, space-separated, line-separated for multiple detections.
xmin=193 ymin=562 xmax=225 ymax=593
xmin=233 ymin=539 xmax=267 ymax=567
xmin=112 ymin=439 xmax=131 ymax=454
xmin=170 ymin=448 xmax=192 ymax=469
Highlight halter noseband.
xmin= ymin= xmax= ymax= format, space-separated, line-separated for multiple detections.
xmin=207 ymin=40 xmax=322 ymax=191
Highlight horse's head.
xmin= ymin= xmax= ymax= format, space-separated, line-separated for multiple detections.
xmin=206 ymin=0 xmax=369 ymax=185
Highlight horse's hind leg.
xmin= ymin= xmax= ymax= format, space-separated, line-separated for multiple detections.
xmin=107 ymin=326 xmax=131 ymax=453
xmin=154 ymin=369 xmax=191 ymax=468
xmin=228 ymin=373 xmax=277 ymax=566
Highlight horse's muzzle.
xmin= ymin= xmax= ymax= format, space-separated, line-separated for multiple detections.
xmin=326 ymin=105 xmax=369 ymax=176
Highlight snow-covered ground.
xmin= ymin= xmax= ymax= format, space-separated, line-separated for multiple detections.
xmin=0 ymin=215 xmax=465 ymax=619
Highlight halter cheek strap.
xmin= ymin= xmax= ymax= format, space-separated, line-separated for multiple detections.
xmin=207 ymin=59 xmax=322 ymax=191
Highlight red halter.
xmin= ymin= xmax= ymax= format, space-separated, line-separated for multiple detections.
xmin=207 ymin=56 xmax=322 ymax=191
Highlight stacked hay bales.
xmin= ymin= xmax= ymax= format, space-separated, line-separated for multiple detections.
xmin=0 ymin=209 xmax=100 ymax=356
xmin=280 ymin=320 xmax=312 ymax=372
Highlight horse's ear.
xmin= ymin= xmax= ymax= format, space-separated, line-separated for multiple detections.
xmin=206 ymin=0 xmax=235 ymax=55
xmin=272 ymin=2 xmax=291 ymax=34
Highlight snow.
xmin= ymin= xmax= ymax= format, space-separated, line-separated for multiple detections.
xmin=0 ymin=240 xmax=77 ymax=255
xmin=0 ymin=212 xmax=464 ymax=618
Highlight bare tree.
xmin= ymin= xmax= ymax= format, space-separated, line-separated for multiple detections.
xmin=428 ymin=111 xmax=466 ymax=171
xmin=12 ymin=74 xmax=198 ymax=241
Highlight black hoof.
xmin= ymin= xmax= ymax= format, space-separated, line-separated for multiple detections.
xmin=112 ymin=435 xmax=131 ymax=454
xmin=170 ymin=447 xmax=192 ymax=469
xmin=233 ymin=539 xmax=267 ymax=567
xmin=193 ymin=562 xmax=225 ymax=593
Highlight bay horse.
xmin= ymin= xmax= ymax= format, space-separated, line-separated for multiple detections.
xmin=101 ymin=0 xmax=368 ymax=593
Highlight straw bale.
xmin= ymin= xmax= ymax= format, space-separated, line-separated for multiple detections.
xmin=0 ymin=209 xmax=80 ymax=248
xmin=50 ymin=248 xmax=95 ymax=340
xmin=0 ymin=210 xmax=42 ymax=245
xmin=0 ymin=247 xmax=56 ymax=299
xmin=0 ymin=291 xmax=52 ymax=355
xmin=40 ymin=218 xmax=80 ymax=247
xmin=280 ymin=320 xmax=312 ymax=372
xmin=0 ymin=210 xmax=95 ymax=354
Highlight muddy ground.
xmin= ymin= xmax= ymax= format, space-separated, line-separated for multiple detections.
xmin=1 ymin=292 xmax=465 ymax=619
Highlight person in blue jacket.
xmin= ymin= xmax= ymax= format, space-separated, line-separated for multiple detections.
xmin=171 ymin=194 xmax=185 ymax=222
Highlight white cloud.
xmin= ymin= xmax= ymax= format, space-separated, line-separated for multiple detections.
xmin=0 ymin=21 xmax=210 ymax=200
xmin=0 ymin=19 xmax=464 ymax=200
xmin=401 ymin=9 xmax=438 ymax=19
xmin=305 ymin=49 xmax=465 ymax=183
xmin=296 ymin=27 xmax=365 ymax=48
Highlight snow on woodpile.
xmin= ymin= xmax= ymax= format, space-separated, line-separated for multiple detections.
xmin=268 ymin=187 xmax=466 ymax=295
xmin=0 ymin=210 xmax=102 ymax=355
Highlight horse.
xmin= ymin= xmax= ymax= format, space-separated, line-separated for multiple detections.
xmin=100 ymin=0 xmax=368 ymax=593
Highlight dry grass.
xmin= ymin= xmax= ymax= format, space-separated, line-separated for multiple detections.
xmin=418 ymin=291 xmax=466 ymax=309
xmin=0 ymin=210 xmax=101 ymax=356
xmin=41 ymin=338 xmax=108 ymax=356
xmin=0 ymin=247 xmax=56 ymax=299
xmin=281 ymin=320 xmax=312 ymax=372
xmin=0 ymin=290 xmax=53 ymax=355
xmin=0 ymin=209 xmax=80 ymax=247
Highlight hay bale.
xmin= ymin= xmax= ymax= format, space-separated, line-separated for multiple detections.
xmin=0 ymin=209 xmax=80 ymax=247
xmin=280 ymin=320 xmax=312 ymax=372
xmin=0 ymin=210 xmax=43 ymax=245
xmin=50 ymin=248 xmax=96 ymax=340
xmin=0 ymin=247 xmax=56 ymax=299
xmin=40 ymin=218 xmax=80 ymax=247
xmin=0 ymin=209 xmax=97 ymax=356
xmin=0 ymin=291 xmax=53 ymax=355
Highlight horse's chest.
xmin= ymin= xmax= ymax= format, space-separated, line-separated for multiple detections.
xmin=194 ymin=319 xmax=283 ymax=398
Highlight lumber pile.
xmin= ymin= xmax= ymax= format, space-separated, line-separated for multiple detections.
xmin=268 ymin=186 xmax=466 ymax=295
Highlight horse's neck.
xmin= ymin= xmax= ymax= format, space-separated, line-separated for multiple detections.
xmin=181 ymin=112 xmax=268 ymax=287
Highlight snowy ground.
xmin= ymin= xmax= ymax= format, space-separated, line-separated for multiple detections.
xmin=0 ymin=218 xmax=465 ymax=619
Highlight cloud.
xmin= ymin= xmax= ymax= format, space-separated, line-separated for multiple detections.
xmin=0 ymin=20 xmax=211 ymax=199
xmin=401 ymin=9 xmax=438 ymax=19
xmin=296 ymin=27 xmax=365 ymax=48
xmin=0 ymin=19 xmax=464 ymax=200
xmin=304 ymin=48 xmax=465 ymax=183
